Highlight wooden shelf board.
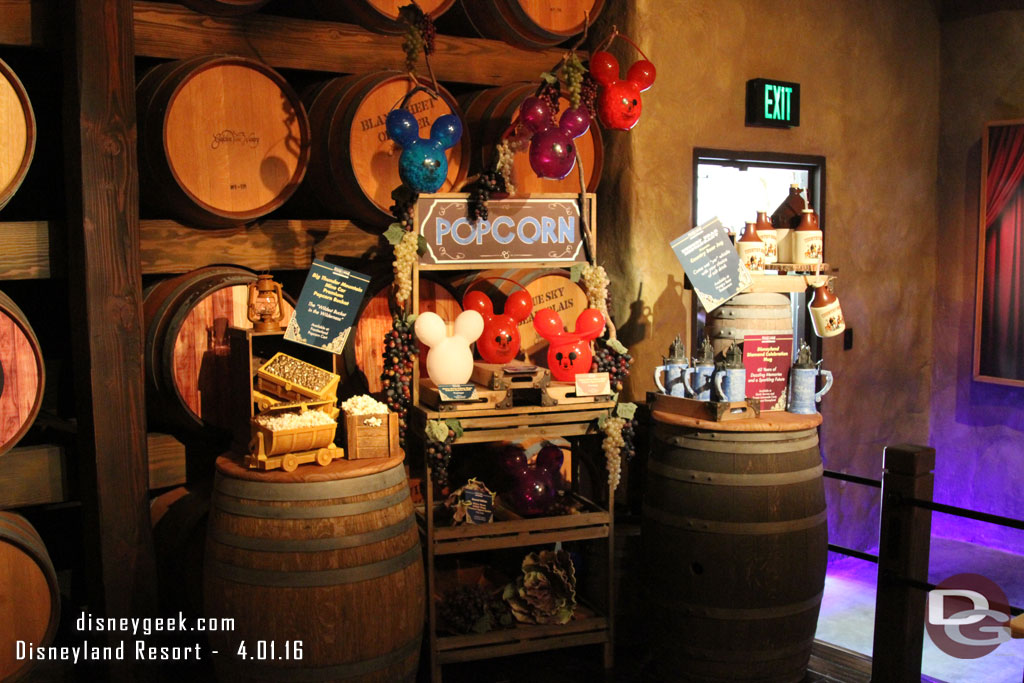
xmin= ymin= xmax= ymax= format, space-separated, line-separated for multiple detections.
xmin=433 ymin=509 xmax=611 ymax=541
xmin=746 ymin=273 xmax=830 ymax=293
xmin=436 ymin=616 xmax=609 ymax=663
xmin=415 ymin=401 xmax=615 ymax=422
xmin=139 ymin=219 xmax=383 ymax=274
xmin=0 ymin=433 xmax=186 ymax=509
xmin=133 ymin=1 xmax=570 ymax=86
xmin=0 ymin=221 xmax=55 ymax=280
xmin=0 ymin=0 xmax=57 ymax=48
xmin=434 ymin=524 xmax=610 ymax=555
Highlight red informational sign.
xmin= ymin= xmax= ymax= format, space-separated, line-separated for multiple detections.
xmin=743 ymin=334 xmax=793 ymax=411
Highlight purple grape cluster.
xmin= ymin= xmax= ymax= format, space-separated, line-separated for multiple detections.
xmin=379 ymin=316 xmax=415 ymax=449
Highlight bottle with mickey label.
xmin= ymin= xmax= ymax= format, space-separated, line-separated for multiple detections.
xmin=755 ymin=210 xmax=778 ymax=265
xmin=736 ymin=221 xmax=765 ymax=272
xmin=792 ymin=207 xmax=823 ymax=265
xmin=809 ymin=282 xmax=845 ymax=338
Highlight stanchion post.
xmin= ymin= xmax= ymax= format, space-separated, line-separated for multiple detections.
xmin=870 ymin=444 xmax=935 ymax=682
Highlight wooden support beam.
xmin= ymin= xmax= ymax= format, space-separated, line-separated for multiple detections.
xmin=870 ymin=444 xmax=936 ymax=683
xmin=62 ymin=0 xmax=157 ymax=656
xmin=139 ymin=219 xmax=384 ymax=274
xmin=0 ymin=0 xmax=57 ymax=47
xmin=0 ymin=221 xmax=56 ymax=279
xmin=132 ymin=0 xmax=569 ymax=85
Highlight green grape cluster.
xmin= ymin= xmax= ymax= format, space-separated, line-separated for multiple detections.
xmin=563 ymin=52 xmax=586 ymax=109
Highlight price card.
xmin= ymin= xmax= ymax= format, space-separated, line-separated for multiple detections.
xmin=285 ymin=260 xmax=371 ymax=354
xmin=743 ymin=333 xmax=793 ymax=411
xmin=574 ymin=372 xmax=611 ymax=396
xmin=437 ymin=384 xmax=477 ymax=402
xmin=671 ymin=218 xmax=752 ymax=312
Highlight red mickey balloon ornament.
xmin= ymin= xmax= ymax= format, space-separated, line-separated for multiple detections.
xmin=590 ymin=34 xmax=656 ymax=131
xmin=463 ymin=281 xmax=533 ymax=365
xmin=532 ymin=307 xmax=606 ymax=383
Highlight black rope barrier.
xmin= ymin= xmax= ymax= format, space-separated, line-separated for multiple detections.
xmin=827 ymin=543 xmax=879 ymax=563
xmin=901 ymin=496 xmax=1024 ymax=531
xmin=822 ymin=470 xmax=883 ymax=489
xmin=882 ymin=571 xmax=1023 ymax=616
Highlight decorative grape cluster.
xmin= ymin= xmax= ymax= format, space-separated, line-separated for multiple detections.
xmin=601 ymin=416 xmax=625 ymax=490
xmin=591 ymin=339 xmax=632 ymax=393
xmin=437 ymin=585 xmax=511 ymax=635
xmin=379 ymin=316 xmax=415 ymax=449
xmin=399 ymin=3 xmax=435 ymax=72
xmin=580 ymin=263 xmax=609 ymax=320
xmin=620 ymin=417 xmax=637 ymax=463
xmin=467 ymin=169 xmax=503 ymax=223
xmin=538 ymin=80 xmax=561 ymax=123
xmin=563 ymin=52 xmax=585 ymax=109
xmin=392 ymin=230 xmax=419 ymax=308
xmin=579 ymin=72 xmax=599 ymax=118
xmin=426 ymin=428 xmax=455 ymax=488
xmin=494 ymin=138 xmax=519 ymax=196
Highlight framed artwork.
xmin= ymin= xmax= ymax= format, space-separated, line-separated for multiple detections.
xmin=975 ymin=119 xmax=1024 ymax=385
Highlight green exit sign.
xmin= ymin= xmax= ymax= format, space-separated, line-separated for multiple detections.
xmin=746 ymin=78 xmax=800 ymax=128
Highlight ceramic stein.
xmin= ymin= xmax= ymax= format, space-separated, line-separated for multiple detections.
xmin=654 ymin=359 xmax=688 ymax=397
xmin=713 ymin=365 xmax=746 ymax=402
xmin=684 ymin=362 xmax=715 ymax=401
xmin=786 ymin=366 xmax=834 ymax=414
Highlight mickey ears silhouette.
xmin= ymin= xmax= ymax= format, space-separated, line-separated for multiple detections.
xmin=385 ymin=108 xmax=463 ymax=193
xmin=532 ymin=307 xmax=605 ymax=343
xmin=414 ymin=310 xmax=484 ymax=348
xmin=589 ymin=49 xmax=656 ymax=131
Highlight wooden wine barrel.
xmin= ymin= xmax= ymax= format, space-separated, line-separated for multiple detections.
xmin=143 ymin=266 xmax=295 ymax=433
xmin=178 ymin=0 xmax=271 ymax=16
xmin=703 ymin=292 xmax=793 ymax=361
xmin=137 ymin=55 xmax=310 ymax=228
xmin=350 ymin=275 xmax=461 ymax=394
xmin=643 ymin=414 xmax=827 ymax=683
xmin=0 ymin=57 xmax=35 ymax=212
xmin=312 ymin=0 xmax=455 ymax=34
xmin=459 ymin=82 xmax=602 ymax=194
xmin=205 ymin=454 xmax=424 ymax=682
xmin=0 ymin=289 xmax=44 ymax=456
xmin=460 ymin=0 xmax=605 ymax=49
xmin=303 ymin=72 xmax=469 ymax=228
xmin=151 ymin=485 xmax=209 ymax=619
xmin=0 ymin=512 xmax=60 ymax=682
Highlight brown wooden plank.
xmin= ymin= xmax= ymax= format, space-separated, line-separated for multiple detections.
xmin=437 ymin=631 xmax=609 ymax=664
xmin=0 ymin=444 xmax=67 ymax=509
xmin=455 ymin=422 xmax=595 ymax=444
xmin=0 ymin=0 xmax=57 ymax=47
xmin=437 ymin=615 xmax=608 ymax=651
xmin=0 ymin=221 xmax=52 ymax=279
xmin=63 ymin=0 xmax=157 ymax=649
xmin=139 ymin=219 xmax=383 ymax=274
xmin=146 ymin=433 xmax=186 ymax=490
xmin=434 ymin=509 xmax=609 ymax=539
xmin=416 ymin=400 xmax=615 ymax=421
xmin=133 ymin=1 xmax=569 ymax=86
xmin=435 ymin=525 xmax=610 ymax=555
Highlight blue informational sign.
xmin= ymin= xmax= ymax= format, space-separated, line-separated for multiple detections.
xmin=670 ymin=218 xmax=752 ymax=312
xmin=284 ymin=259 xmax=371 ymax=354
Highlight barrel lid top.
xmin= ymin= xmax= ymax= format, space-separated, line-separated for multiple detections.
xmin=216 ymin=453 xmax=405 ymax=482
xmin=652 ymin=409 xmax=822 ymax=432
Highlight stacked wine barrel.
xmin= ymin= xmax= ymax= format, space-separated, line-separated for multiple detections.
xmin=0 ymin=57 xmax=35 ymax=212
xmin=0 ymin=289 xmax=45 ymax=456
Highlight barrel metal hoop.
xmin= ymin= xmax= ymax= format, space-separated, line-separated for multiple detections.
xmin=713 ymin=308 xmax=791 ymax=319
xmin=215 ymin=463 xmax=406 ymax=501
xmin=654 ymin=435 xmax=820 ymax=455
xmin=213 ymin=635 xmax=420 ymax=682
xmin=706 ymin=327 xmax=792 ymax=340
xmin=208 ymin=543 xmax=420 ymax=588
xmin=654 ymin=426 xmax=818 ymax=444
xmin=647 ymin=459 xmax=823 ymax=487
xmin=208 ymin=515 xmax=415 ymax=552
xmin=214 ymin=488 xmax=410 ymax=519
xmin=665 ymin=638 xmax=812 ymax=662
xmin=642 ymin=504 xmax=827 ymax=535
xmin=660 ymin=591 xmax=823 ymax=620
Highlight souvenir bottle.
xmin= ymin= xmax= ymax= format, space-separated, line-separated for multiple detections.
xmin=792 ymin=207 xmax=823 ymax=265
xmin=808 ymin=281 xmax=846 ymax=338
xmin=755 ymin=210 xmax=778 ymax=265
xmin=772 ymin=184 xmax=806 ymax=261
xmin=736 ymin=222 xmax=765 ymax=272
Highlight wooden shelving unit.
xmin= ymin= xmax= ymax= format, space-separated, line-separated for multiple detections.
xmin=0 ymin=0 xmax=578 ymax=649
xmin=413 ymin=400 xmax=616 ymax=682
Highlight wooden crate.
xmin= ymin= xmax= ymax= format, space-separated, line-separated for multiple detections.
xmin=256 ymin=351 xmax=340 ymax=402
xmin=419 ymin=380 xmax=512 ymax=412
xmin=344 ymin=412 xmax=399 ymax=460
xmin=647 ymin=392 xmax=761 ymax=422
xmin=470 ymin=363 xmax=551 ymax=391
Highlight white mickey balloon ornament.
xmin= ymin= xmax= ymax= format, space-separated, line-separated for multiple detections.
xmin=414 ymin=310 xmax=485 ymax=385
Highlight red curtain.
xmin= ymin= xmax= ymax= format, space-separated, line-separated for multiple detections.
xmin=980 ymin=125 xmax=1024 ymax=379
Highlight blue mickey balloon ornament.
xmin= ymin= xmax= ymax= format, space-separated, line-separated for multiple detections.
xmin=385 ymin=107 xmax=463 ymax=193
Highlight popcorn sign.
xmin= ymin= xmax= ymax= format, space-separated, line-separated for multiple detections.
xmin=417 ymin=194 xmax=589 ymax=266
